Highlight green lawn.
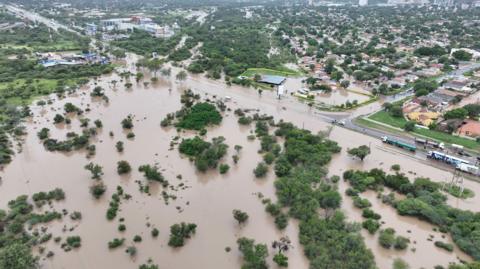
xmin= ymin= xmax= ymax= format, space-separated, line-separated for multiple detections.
xmin=366 ymin=110 xmax=480 ymax=150
xmin=369 ymin=111 xmax=407 ymax=129
xmin=240 ymin=67 xmax=301 ymax=78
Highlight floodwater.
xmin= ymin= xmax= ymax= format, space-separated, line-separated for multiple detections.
xmin=328 ymin=127 xmax=474 ymax=269
xmin=283 ymin=77 xmax=371 ymax=106
xmin=0 ymin=53 xmax=478 ymax=269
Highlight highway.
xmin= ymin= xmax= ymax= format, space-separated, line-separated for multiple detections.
xmin=4 ymin=4 xmax=79 ymax=34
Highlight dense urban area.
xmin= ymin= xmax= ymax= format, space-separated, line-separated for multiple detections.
xmin=1 ymin=0 xmax=480 ymax=269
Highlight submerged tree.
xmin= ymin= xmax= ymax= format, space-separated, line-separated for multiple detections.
xmin=84 ymin=162 xmax=104 ymax=179
xmin=233 ymin=209 xmax=249 ymax=225
xmin=347 ymin=145 xmax=371 ymax=161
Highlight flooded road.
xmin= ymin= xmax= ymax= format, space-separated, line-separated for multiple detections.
xmin=283 ymin=77 xmax=372 ymax=106
xmin=1 ymin=53 xmax=478 ymax=269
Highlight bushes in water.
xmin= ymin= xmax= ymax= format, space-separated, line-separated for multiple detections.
xmin=32 ymin=188 xmax=65 ymax=207
xmin=269 ymin=121 xmax=375 ymax=268
xmin=138 ymin=164 xmax=167 ymax=186
xmin=90 ymin=182 xmax=106 ymax=199
xmin=168 ymin=222 xmax=197 ymax=247
xmin=108 ymin=238 xmax=125 ymax=249
xmin=179 ymin=136 xmax=228 ymax=172
xmin=117 ymin=160 xmax=132 ymax=175
xmin=343 ymin=169 xmax=480 ymax=258
xmin=362 ymin=219 xmax=380 ymax=234
xmin=175 ymin=102 xmax=222 ymax=130
xmin=65 ymin=236 xmax=81 ymax=248
xmin=43 ymin=133 xmax=90 ymax=152
xmin=237 ymin=237 xmax=268 ymax=269
xmin=253 ymin=162 xmax=268 ymax=178
xmin=435 ymin=241 xmax=454 ymax=252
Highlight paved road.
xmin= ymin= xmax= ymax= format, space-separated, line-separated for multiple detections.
xmin=5 ymin=4 xmax=79 ymax=34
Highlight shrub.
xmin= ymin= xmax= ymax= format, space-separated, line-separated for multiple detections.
xmin=168 ymin=222 xmax=197 ymax=247
xmin=362 ymin=219 xmax=380 ymax=234
xmin=138 ymin=165 xmax=165 ymax=184
xmin=238 ymin=116 xmax=253 ymax=125
xmin=254 ymin=162 xmax=268 ymax=178
xmin=394 ymin=236 xmax=410 ymax=250
xmin=362 ymin=208 xmax=381 ymax=220
xmin=90 ymin=183 xmax=106 ymax=199
xmin=66 ymin=236 xmax=81 ymax=248
xmin=219 ymin=164 xmax=230 ymax=174
xmin=233 ymin=209 xmax=249 ymax=224
xmin=434 ymin=241 xmax=453 ymax=252
xmin=108 ymin=238 xmax=125 ymax=249
xmin=116 ymin=141 xmax=124 ymax=152
xmin=151 ymin=228 xmax=159 ymax=237
xmin=379 ymin=228 xmax=396 ymax=249
xmin=121 ymin=116 xmax=134 ymax=129
xmin=263 ymin=152 xmax=275 ymax=164
xmin=117 ymin=160 xmax=132 ymax=175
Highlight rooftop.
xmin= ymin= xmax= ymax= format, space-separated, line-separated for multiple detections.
xmin=258 ymin=75 xmax=286 ymax=86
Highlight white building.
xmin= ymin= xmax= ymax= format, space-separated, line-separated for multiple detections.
xmin=359 ymin=0 xmax=368 ymax=6
xmin=100 ymin=17 xmax=175 ymax=38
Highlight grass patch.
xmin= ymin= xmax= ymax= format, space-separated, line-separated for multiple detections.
xmin=0 ymin=78 xmax=78 ymax=105
xmin=369 ymin=111 xmax=407 ymax=129
xmin=240 ymin=67 xmax=301 ymax=78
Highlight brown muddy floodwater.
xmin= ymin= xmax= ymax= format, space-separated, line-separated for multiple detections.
xmin=283 ymin=77 xmax=371 ymax=106
xmin=0 ymin=53 xmax=477 ymax=269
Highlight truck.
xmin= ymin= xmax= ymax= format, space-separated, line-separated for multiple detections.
xmin=451 ymin=144 xmax=464 ymax=152
xmin=427 ymin=151 xmax=470 ymax=166
xmin=382 ymin=136 xmax=416 ymax=152
xmin=456 ymin=163 xmax=480 ymax=176
xmin=414 ymin=138 xmax=444 ymax=149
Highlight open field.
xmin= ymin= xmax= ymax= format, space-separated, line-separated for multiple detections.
xmin=240 ymin=67 xmax=302 ymax=78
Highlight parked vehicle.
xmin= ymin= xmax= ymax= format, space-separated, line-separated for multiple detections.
xmin=451 ymin=144 xmax=464 ymax=151
xmin=456 ymin=163 xmax=480 ymax=176
xmin=414 ymin=138 xmax=444 ymax=149
xmin=382 ymin=136 xmax=416 ymax=152
xmin=427 ymin=151 xmax=469 ymax=166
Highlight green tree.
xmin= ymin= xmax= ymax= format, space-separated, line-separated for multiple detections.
xmin=348 ymin=145 xmax=371 ymax=161
xmin=176 ymin=70 xmax=187 ymax=81
xmin=404 ymin=121 xmax=416 ymax=132
xmin=233 ymin=209 xmax=249 ymax=224
xmin=444 ymin=108 xmax=468 ymax=120
xmin=237 ymin=237 xmax=268 ymax=269
xmin=0 ymin=243 xmax=37 ymax=269
xmin=117 ymin=160 xmax=132 ymax=175
xmin=273 ymin=253 xmax=288 ymax=267
xmin=84 ymin=162 xmax=103 ymax=179
xmin=452 ymin=50 xmax=473 ymax=61
xmin=393 ymin=258 xmax=410 ymax=269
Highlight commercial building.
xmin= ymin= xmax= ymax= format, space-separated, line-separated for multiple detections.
xmin=359 ymin=0 xmax=368 ymax=6
xmin=100 ymin=16 xmax=175 ymax=38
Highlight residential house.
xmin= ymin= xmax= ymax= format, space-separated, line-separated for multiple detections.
xmin=457 ymin=120 xmax=480 ymax=138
